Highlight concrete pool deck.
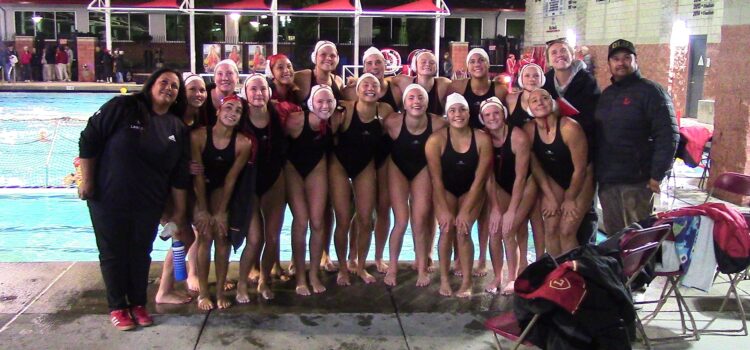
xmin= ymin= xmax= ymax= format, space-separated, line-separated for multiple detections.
xmin=0 ymin=164 xmax=748 ymax=349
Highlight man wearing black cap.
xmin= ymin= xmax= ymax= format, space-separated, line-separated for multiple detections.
xmin=594 ymin=39 xmax=679 ymax=235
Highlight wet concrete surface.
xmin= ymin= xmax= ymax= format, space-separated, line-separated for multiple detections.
xmin=0 ymin=262 xmax=72 ymax=314
xmin=1 ymin=313 xmax=204 ymax=350
xmin=197 ymin=313 xmax=406 ymax=350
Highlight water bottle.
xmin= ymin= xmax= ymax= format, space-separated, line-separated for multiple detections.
xmin=172 ymin=239 xmax=187 ymax=281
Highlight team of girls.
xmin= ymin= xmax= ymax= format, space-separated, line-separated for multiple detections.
xmin=82 ymin=42 xmax=599 ymax=332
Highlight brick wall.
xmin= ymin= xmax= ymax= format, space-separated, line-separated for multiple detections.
xmin=77 ymin=38 xmax=96 ymax=82
xmin=707 ymin=24 xmax=750 ymax=205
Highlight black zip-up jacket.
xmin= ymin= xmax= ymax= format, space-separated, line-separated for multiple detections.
xmin=543 ymin=67 xmax=600 ymax=161
xmin=514 ymin=244 xmax=635 ymax=350
xmin=594 ymin=70 xmax=678 ymax=184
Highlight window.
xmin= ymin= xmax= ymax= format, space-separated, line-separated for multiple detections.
xmin=89 ymin=12 xmax=105 ymax=36
xmin=319 ymin=17 xmax=338 ymax=42
xmin=465 ymin=18 xmax=482 ymax=46
xmin=443 ymin=18 xmax=460 ymax=42
xmin=15 ymin=11 xmax=63 ymax=39
xmin=239 ymin=15 xmax=272 ymax=42
xmin=130 ymin=14 xmax=149 ymax=41
xmin=91 ymin=13 xmax=150 ymax=41
xmin=55 ymin=12 xmax=75 ymax=37
xmin=110 ymin=14 xmax=130 ymax=41
xmin=338 ymin=18 xmax=353 ymax=44
xmin=14 ymin=12 xmax=35 ymax=36
xmin=165 ymin=14 xmax=186 ymax=41
xmin=506 ymin=19 xmax=524 ymax=39
xmin=209 ymin=15 xmax=225 ymax=42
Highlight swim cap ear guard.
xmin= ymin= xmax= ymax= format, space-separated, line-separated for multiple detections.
xmin=410 ymin=50 xmax=432 ymax=75
xmin=478 ymin=96 xmax=508 ymax=125
xmin=310 ymin=41 xmax=337 ymax=64
xmin=307 ymin=84 xmax=336 ymax=119
xmin=517 ymin=63 xmax=546 ymax=89
xmin=239 ymin=73 xmax=271 ymax=100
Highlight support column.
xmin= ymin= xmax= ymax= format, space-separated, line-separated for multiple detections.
xmin=77 ymin=37 xmax=96 ymax=82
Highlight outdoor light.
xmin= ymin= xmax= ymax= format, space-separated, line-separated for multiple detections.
xmin=229 ymin=12 xmax=241 ymax=21
xmin=670 ymin=20 xmax=689 ymax=47
xmin=31 ymin=13 xmax=42 ymax=23
xmin=566 ymin=29 xmax=576 ymax=49
xmin=250 ymin=20 xmax=260 ymax=29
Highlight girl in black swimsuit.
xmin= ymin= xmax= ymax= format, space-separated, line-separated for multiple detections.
xmin=330 ymin=74 xmax=393 ymax=286
xmin=192 ymin=94 xmax=254 ymax=311
xmin=393 ymin=50 xmax=451 ymax=116
xmin=284 ymin=85 xmax=336 ymax=296
xmin=236 ymin=74 xmax=287 ymax=302
xmin=384 ymin=83 xmax=447 ymax=287
xmin=478 ymin=97 xmax=534 ymax=295
xmin=505 ymin=63 xmax=547 ymax=267
xmin=425 ymin=93 xmax=493 ymax=298
xmin=293 ymin=41 xmax=342 ymax=272
xmin=341 ymin=47 xmax=403 ymax=275
xmin=522 ymin=89 xmax=592 ymax=257
xmin=156 ymin=74 xmax=206 ymax=305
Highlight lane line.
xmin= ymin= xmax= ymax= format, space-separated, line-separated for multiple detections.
xmin=0 ymin=262 xmax=77 ymax=334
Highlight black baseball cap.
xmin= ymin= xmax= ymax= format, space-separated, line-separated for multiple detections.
xmin=608 ymin=39 xmax=636 ymax=59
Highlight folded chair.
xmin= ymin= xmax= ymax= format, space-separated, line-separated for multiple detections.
xmin=619 ymin=224 xmax=699 ymax=348
xmin=701 ymin=172 xmax=750 ymax=335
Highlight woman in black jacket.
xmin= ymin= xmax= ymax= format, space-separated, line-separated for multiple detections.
xmin=78 ymin=68 xmax=190 ymax=331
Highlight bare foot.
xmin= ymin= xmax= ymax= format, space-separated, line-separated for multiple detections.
xmin=155 ymin=290 xmax=192 ymax=304
xmin=216 ymin=294 xmax=232 ymax=309
xmin=288 ymin=263 xmax=296 ymax=276
xmin=439 ymin=281 xmax=453 ymax=297
xmin=384 ymin=268 xmax=398 ymax=287
xmin=472 ymin=264 xmax=488 ymax=277
xmin=357 ymin=270 xmax=377 ymax=284
xmin=375 ymin=259 xmax=389 ymax=274
xmin=197 ymin=295 xmax=215 ymax=311
xmin=416 ymin=272 xmax=431 ymax=287
xmin=187 ymin=275 xmax=200 ymax=293
xmin=347 ymin=259 xmax=358 ymax=271
xmin=310 ymin=275 xmax=327 ymax=294
xmin=427 ymin=259 xmax=436 ymax=273
xmin=258 ymin=282 xmax=274 ymax=300
xmin=224 ymin=279 xmax=237 ymax=291
xmin=295 ymin=285 xmax=311 ymax=296
xmin=271 ymin=264 xmax=291 ymax=282
xmin=336 ymin=269 xmax=351 ymax=286
xmin=248 ymin=269 xmax=260 ymax=284
xmin=235 ymin=284 xmax=251 ymax=304
xmin=455 ymin=287 xmax=472 ymax=298
xmin=321 ymin=259 xmax=337 ymax=273
xmin=484 ymin=279 xmax=502 ymax=294
xmin=453 ymin=269 xmax=463 ymax=277
xmin=501 ymin=280 xmax=515 ymax=295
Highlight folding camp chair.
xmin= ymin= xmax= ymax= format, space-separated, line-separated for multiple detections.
xmin=619 ymin=224 xmax=699 ymax=348
xmin=484 ymin=253 xmax=562 ymax=350
xmin=701 ymin=172 xmax=750 ymax=335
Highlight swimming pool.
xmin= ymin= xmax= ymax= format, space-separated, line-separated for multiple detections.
xmin=0 ymin=92 xmax=536 ymax=263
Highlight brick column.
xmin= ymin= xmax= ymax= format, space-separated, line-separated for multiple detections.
xmin=14 ymin=36 xmax=34 ymax=54
xmin=708 ymin=25 xmax=750 ymax=205
xmin=77 ymin=37 xmax=97 ymax=82
xmin=449 ymin=42 xmax=468 ymax=78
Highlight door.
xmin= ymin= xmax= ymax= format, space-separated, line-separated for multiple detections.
xmin=686 ymin=35 xmax=707 ymax=118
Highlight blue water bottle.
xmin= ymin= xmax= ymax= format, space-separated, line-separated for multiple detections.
xmin=172 ymin=239 xmax=187 ymax=281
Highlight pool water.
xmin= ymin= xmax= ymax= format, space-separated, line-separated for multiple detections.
xmin=0 ymin=92 xmax=536 ymax=263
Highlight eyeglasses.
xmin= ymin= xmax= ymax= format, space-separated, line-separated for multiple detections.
xmin=545 ymin=38 xmax=569 ymax=46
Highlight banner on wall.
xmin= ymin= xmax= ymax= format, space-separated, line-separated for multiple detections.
xmin=224 ymin=44 xmax=243 ymax=71
xmin=203 ymin=44 xmax=222 ymax=73
xmin=247 ymin=45 xmax=266 ymax=73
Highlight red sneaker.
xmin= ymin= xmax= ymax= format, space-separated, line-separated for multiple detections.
xmin=109 ymin=309 xmax=136 ymax=331
xmin=130 ymin=305 xmax=154 ymax=327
